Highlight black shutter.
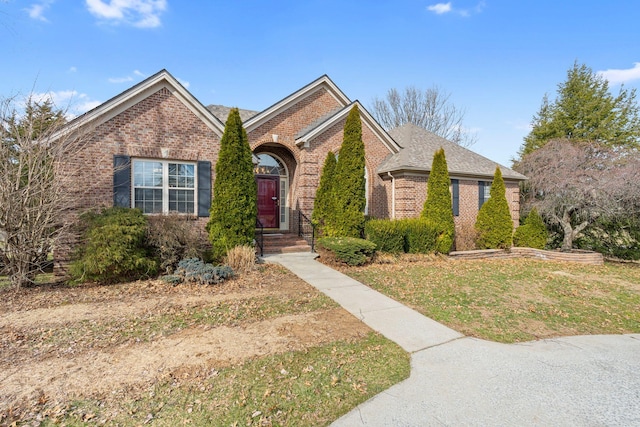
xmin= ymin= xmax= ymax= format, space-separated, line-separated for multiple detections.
xmin=452 ymin=179 xmax=459 ymax=216
xmin=197 ymin=161 xmax=212 ymax=217
xmin=478 ymin=181 xmax=485 ymax=209
xmin=113 ymin=155 xmax=131 ymax=208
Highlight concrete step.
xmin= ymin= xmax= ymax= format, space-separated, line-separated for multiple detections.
xmin=257 ymin=233 xmax=312 ymax=254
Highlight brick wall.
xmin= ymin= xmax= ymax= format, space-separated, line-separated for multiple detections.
xmin=247 ymin=87 xmax=398 ymax=230
xmin=387 ymin=175 xmax=521 ymax=235
xmin=56 ymin=87 xmax=220 ymax=273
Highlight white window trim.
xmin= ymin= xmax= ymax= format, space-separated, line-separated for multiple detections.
xmin=132 ymin=158 xmax=198 ymax=214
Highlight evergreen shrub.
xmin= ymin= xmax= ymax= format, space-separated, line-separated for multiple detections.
xmin=170 ymin=258 xmax=234 ymax=285
xmin=513 ymin=207 xmax=548 ymax=249
xmin=402 ymin=218 xmax=443 ymax=254
xmin=317 ymin=237 xmax=376 ymax=266
xmin=207 ymin=108 xmax=257 ymax=261
xmin=364 ymin=219 xmax=405 ymax=253
xmin=327 ymin=105 xmax=366 ymax=238
xmin=312 ymin=151 xmax=337 ymax=235
xmin=475 ymin=167 xmax=513 ymax=249
xmin=575 ymin=218 xmax=640 ymax=260
xmin=70 ymin=207 xmax=157 ymax=284
xmin=421 ymin=148 xmax=455 ymax=253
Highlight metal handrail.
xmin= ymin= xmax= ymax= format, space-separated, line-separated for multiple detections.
xmin=255 ymin=218 xmax=264 ymax=257
xmin=298 ymin=211 xmax=316 ymax=252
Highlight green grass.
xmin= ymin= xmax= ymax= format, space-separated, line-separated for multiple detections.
xmin=41 ymin=333 xmax=409 ymax=426
xmin=346 ymin=257 xmax=640 ymax=343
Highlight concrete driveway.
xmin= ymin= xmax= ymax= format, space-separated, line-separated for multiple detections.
xmin=265 ymin=253 xmax=640 ymax=426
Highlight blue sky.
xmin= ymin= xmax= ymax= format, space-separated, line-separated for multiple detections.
xmin=2 ymin=0 xmax=640 ymax=166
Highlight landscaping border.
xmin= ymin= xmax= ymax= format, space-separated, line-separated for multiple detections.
xmin=448 ymin=247 xmax=604 ymax=265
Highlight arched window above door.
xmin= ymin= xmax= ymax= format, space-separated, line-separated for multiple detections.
xmin=254 ymin=153 xmax=286 ymax=176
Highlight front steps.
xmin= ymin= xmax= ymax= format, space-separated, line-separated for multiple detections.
xmin=258 ymin=232 xmax=312 ymax=254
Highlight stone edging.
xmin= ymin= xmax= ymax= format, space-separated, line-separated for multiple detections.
xmin=448 ymin=247 xmax=604 ymax=265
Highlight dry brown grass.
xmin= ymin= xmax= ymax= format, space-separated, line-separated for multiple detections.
xmin=224 ymin=244 xmax=257 ymax=273
xmin=454 ymin=222 xmax=478 ymax=251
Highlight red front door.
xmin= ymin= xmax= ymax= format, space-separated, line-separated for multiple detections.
xmin=257 ymin=176 xmax=279 ymax=228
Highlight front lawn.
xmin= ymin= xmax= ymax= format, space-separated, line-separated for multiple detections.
xmin=344 ymin=256 xmax=640 ymax=343
xmin=0 ymin=265 xmax=409 ymax=425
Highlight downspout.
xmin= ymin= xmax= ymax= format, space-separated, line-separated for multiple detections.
xmin=387 ymin=172 xmax=395 ymax=219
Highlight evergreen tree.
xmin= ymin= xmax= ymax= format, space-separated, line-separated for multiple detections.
xmin=312 ymin=151 xmax=337 ymax=233
xmin=327 ymin=105 xmax=366 ymax=237
xmin=513 ymin=207 xmax=548 ymax=249
xmin=475 ymin=167 xmax=513 ymax=249
xmin=207 ymin=108 xmax=257 ymax=261
xmin=421 ymin=147 xmax=455 ymax=253
xmin=520 ymin=62 xmax=640 ymax=157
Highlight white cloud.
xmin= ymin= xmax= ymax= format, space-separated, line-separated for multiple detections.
xmin=108 ymin=75 xmax=134 ymax=83
xmin=25 ymin=1 xmax=54 ymax=22
xmin=597 ymin=62 xmax=640 ymax=85
xmin=108 ymin=70 xmax=146 ymax=84
xmin=177 ymin=78 xmax=190 ymax=89
xmin=427 ymin=2 xmax=452 ymax=14
xmin=68 ymin=66 xmax=77 ymax=73
xmin=85 ymin=0 xmax=167 ymax=28
xmin=427 ymin=1 xmax=485 ymax=17
xmin=27 ymin=90 xmax=101 ymax=119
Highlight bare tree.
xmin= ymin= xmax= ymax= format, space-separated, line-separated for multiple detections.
xmin=371 ymin=86 xmax=477 ymax=147
xmin=0 ymin=96 xmax=86 ymax=288
xmin=515 ymin=139 xmax=640 ymax=251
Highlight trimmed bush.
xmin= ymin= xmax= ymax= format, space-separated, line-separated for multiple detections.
xmin=365 ymin=219 xmax=405 ymax=253
xmin=146 ymin=213 xmax=208 ymax=274
xmin=70 ymin=207 xmax=158 ymax=284
xmin=402 ymin=218 xmax=443 ymax=254
xmin=207 ymin=108 xmax=257 ymax=261
xmin=475 ymin=167 xmax=513 ymax=249
xmin=327 ymin=105 xmax=366 ymax=238
xmin=365 ymin=218 xmax=450 ymax=254
xmin=312 ymin=151 xmax=337 ymax=235
xmin=421 ymin=148 xmax=455 ymax=253
xmin=318 ymin=237 xmax=376 ymax=266
xmin=513 ymin=207 xmax=548 ymax=249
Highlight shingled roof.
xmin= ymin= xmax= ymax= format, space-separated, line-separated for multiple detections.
xmin=207 ymin=105 xmax=258 ymax=123
xmin=378 ymin=123 xmax=526 ymax=181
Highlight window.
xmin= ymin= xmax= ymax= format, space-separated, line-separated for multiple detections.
xmin=451 ymin=179 xmax=459 ymax=216
xmin=479 ymin=181 xmax=492 ymax=209
xmin=132 ymin=160 xmax=196 ymax=214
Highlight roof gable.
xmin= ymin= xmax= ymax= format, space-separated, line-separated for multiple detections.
xmin=379 ymin=123 xmax=526 ymax=181
xmin=244 ymin=75 xmax=351 ymax=133
xmin=54 ymin=70 xmax=225 ymax=140
xmin=295 ymin=101 xmax=401 ymax=154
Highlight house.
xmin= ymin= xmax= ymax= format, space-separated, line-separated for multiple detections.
xmin=55 ymin=69 xmax=525 ymax=266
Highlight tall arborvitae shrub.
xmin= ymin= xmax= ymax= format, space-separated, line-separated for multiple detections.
xmin=327 ymin=105 xmax=366 ymax=238
xmin=207 ymin=108 xmax=257 ymax=261
xmin=513 ymin=207 xmax=548 ymax=249
xmin=475 ymin=167 xmax=513 ymax=249
xmin=312 ymin=151 xmax=337 ymax=235
xmin=421 ymin=148 xmax=455 ymax=253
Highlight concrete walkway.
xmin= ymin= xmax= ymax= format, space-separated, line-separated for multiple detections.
xmin=265 ymin=253 xmax=640 ymax=426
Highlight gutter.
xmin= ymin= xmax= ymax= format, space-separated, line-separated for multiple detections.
xmin=387 ymin=172 xmax=395 ymax=219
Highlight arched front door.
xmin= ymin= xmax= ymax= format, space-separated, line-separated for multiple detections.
xmin=254 ymin=153 xmax=288 ymax=230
